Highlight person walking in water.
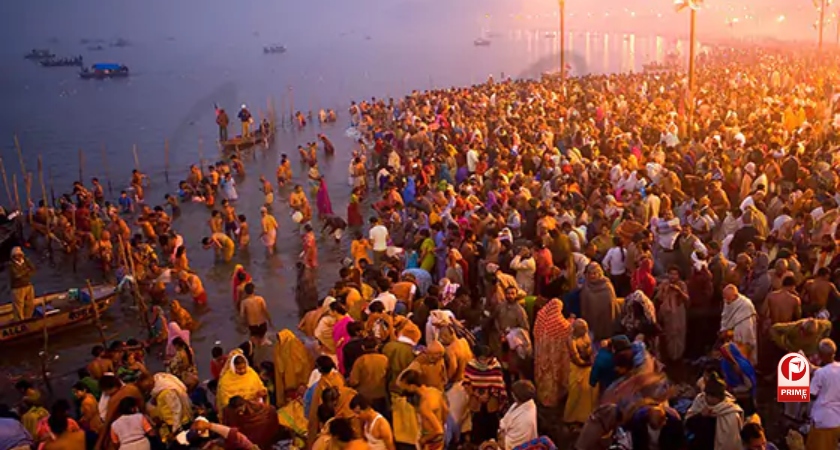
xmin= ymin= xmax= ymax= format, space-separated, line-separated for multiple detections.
xmin=216 ymin=107 xmax=229 ymax=141
xmin=238 ymin=104 xmax=252 ymax=137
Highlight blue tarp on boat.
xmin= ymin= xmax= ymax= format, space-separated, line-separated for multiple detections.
xmin=91 ymin=63 xmax=122 ymax=70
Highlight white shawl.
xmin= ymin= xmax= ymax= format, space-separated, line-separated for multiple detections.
xmin=685 ymin=393 xmax=744 ymax=450
xmin=720 ymin=295 xmax=758 ymax=363
xmin=499 ymin=399 xmax=538 ymax=450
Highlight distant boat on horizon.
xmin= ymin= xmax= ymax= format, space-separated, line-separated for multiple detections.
xmin=474 ymin=38 xmax=491 ymax=46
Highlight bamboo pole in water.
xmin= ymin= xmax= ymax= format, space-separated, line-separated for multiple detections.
xmin=198 ymin=138 xmax=205 ymax=171
xmin=13 ymin=174 xmax=20 ymax=212
xmin=132 ymin=145 xmax=140 ymax=171
xmin=164 ymin=139 xmax=170 ymax=183
xmin=25 ymin=173 xmax=33 ymax=224
xmin=86 ymin=279 xmax=108 ymax=347
xmin=0 ymin=158 xmax=13 ymax=208
xmin=101 ymin=144 xmax=114 ymax=198
xmin=13 ymin=134 xmax=27 ymax=180
xmin=118 ymin=234 xmax=153 ymax=338
xmin=78 ymin=149 xmax=84 ymax=182
xmin=37 ymin=155 xmax=53 ymax=393
xmin=47 ymin=166 xmax=56 ymax=208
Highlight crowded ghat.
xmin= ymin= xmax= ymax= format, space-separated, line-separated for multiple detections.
xmin=5 ymin=43 xmax=840 ymax=450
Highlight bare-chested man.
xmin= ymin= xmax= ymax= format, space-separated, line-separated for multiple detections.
xmin=398 ymin=370 xmax=447 ymax=450
xmin=761 ymin=275 xmax=802 ymax=326
xmin=239 ymin=282 xmax=272 ymax=346
xmin=86 ymin=345 xmax=115 ymax=380
xmin=802 ymin=267 xmax=840 ymax=316
xmin=760 ymin=275 xmax=802 ymax=369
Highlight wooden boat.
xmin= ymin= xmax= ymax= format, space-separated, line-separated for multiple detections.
xmin=473 ymin=38 xmax=491 ymax=46
xmin=221 ymin=123 xmax=276 ymax=153
xmin=24 ymin=49 xmax=55 ymax=60
xmin=79 ymin=63 xmax=129 ymax=80
xmin=0 ymin=284 xmax=117 ymax=343
xmin=41 ymin=56 xmax=84 ymax=67
xmin=0 ymin=212 xmax=24 ymax=263
xmin=263 ymin=45 xmax=287 ymax=54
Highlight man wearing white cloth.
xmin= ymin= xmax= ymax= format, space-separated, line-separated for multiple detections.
xmin=721 ymin=285 xmax=758 ymax=365
xmin=499 ymin=380 xmax=538 ymax=450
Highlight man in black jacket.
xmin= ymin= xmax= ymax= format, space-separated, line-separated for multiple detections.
xmin=627 ymin=404 xmax=686 ymax=450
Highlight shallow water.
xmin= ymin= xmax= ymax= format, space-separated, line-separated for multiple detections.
xmin=0 ymin=0 xmax=694 ymax=399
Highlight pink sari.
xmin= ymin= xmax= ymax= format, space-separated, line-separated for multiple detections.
xmin=332 ymin=315 xmax=354 ymax=375
xmin=166 ymin=322 xmax=191 ymax=359
xmin=231 ymin=264 xmax=252 ymax=305
xmin=316 ymin=178 xmax=334 ymax=217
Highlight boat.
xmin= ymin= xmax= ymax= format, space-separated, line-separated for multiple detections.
xmin=0 ymin=212 xmax=24 ymax=263
xmin=79 ymin=63 xmax=130 ymax=80
xmin=220 ymin=123 xmax=276 ymax=153
xmin=40 ymin=56 xmax=84 ymax=67
xmin=474 ymin=38 xmax=491 ymax=46
xmin=110 ymin=38 xmax=130 ymax=48
xmin=0 ymin=284 xmax=117 ymax=343
xmin=263 ymin=45 xmax=287 ymax=54
xmin=24 ymin=49 xmax=55 ymax=60
xmin=87 ymin=45 xmax=105 ymax=51
xmin=545 ymin=32 xmax=557 ymax=38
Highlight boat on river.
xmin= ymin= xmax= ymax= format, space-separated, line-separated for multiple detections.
xmin=24 ymin=49 xmax=55 ymax=60
xmin=0 ymin=284 xmax=117 ymax=343
xmin=0 ymin=212 xmax=24 ymax=263
xmin=474 ymin=38 xmax=491 ymax=46
xmin=79 ymin=63 xmax=130 ymax=80
xmin=220 ymin=123 xmax=276 ymax=153
xmin=263 ymin=45 xmax=287 ymax=54
xmin=41 ymin=56 xmax=84 ymax=67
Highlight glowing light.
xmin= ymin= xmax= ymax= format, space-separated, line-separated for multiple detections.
xmin=777 ymin=14 xmax=786 ymax=22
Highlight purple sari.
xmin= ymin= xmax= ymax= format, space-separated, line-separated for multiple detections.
xmin=317 ymin=178 xmax=334 ymax=216
xmin=333 ymin=315 xmax=355 ymax=375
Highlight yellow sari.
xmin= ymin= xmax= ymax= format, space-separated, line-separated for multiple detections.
xmin=564 ymin=328 xmax=598 ymax=424
xmin=216 ymin=349 xmax=266 ymax=411
xmin=273 ymin=330 xmax=314 ymax=406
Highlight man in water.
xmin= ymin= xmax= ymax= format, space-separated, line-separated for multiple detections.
xmin=239 ymin=282 xmax=273 ymax=346
xmin=238 ymin=104 xmax=252 ymax=137
xmin=215 ymin=107 xmax=229 ymax=141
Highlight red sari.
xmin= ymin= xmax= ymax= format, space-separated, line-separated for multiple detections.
xmin=631 ymin=258 xmax=656 ymax=298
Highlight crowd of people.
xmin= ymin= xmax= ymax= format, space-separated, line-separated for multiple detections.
xmin=6 ymin=43 xmax=840 ymax=450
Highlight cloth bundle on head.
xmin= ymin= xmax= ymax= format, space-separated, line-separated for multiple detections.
xmin=396 ymin=316 xmax=422 ymax=345
xmin=506 ymin=327 xmax=533 ymax=360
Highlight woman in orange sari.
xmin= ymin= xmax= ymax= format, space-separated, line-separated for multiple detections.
xmin=533 ymin=298 xmax=572 ymax=407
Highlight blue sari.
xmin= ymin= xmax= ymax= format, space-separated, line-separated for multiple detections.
xmin=720 ymin=342 xmax=757 ymax=396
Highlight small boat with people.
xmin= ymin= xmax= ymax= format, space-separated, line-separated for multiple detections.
xmin=24 ymin=49 xmax=55 ymax=60
xmin=263 ymin=45 xmax=287 ymax=54
xmin=474 ymin=38 xmax=491 ymax=46
xmin=0 ymin=284 xmax=117 ymax=343
xmin=220 ymin=120 xmax=276 ymax=153
xmin=40 ymin=56 xmax=84 ymax=67
xmin=79 ymin=63 xmax=130 ymax=79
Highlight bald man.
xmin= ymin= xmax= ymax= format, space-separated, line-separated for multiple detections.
xmin=721 ymin=285 xmax=758 ymax=364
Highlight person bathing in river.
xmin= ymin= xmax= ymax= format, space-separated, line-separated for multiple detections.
xmin=202 ymin=232 xmax=235 ymax=263
xmin=178 ymin=270 xmax=207 ymax=306
xmin=239 ymin=282 xmax=273 ymax=346
xmin=321 ymin=215 xmax=347 ymax=243
xmin=276 ymin=154 xmax=292 ymax=188
xmin=318 ymin=134 xmax=335 ymax=155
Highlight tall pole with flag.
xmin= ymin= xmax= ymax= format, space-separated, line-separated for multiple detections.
xmin=675 ymin=0 xmax=702 ymax=140
xmin=559 ymin=0 xmax=566 ymax=79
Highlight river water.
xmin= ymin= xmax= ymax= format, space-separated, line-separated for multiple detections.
xmin=0 ymin=0 xmax=690 ymax=397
